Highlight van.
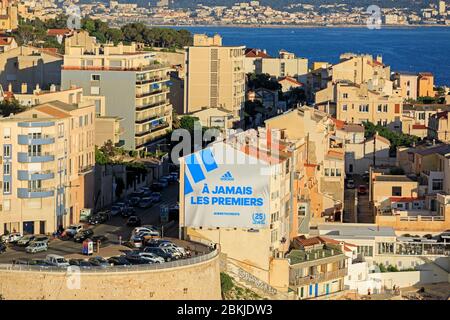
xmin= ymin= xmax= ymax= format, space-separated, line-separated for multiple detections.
xmin=45 ymin=254 xmax=70 ymax=267
xmin=26 ymin=241 xmax=48 ymax=254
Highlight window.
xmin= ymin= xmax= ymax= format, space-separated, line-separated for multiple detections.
xmin=324 ymin=168 xmax=330 ymax=176
xmin=28 ymin=180 xmax=42 ymax=191
xmin=336 ymin=168 xmax=342 ymax=176
xmin=90 ymin=86 xmax=100 ymax=95
xmin=3 ymin=145 xmax=11 ymax=157
xmin=343 ymin=93 xmax=348 ymax=99
xmin=383 ymin=105 xmax=388 ymax=112
xmin=3 ymin=128 xmax=10 ymax=139
xmin=91 ymin=74 xmax=101 ymax=81
xmin=3 ymin=181 xmax=10 ymax=193
xmin=359 ymin=104 xmax=369 ymax=112
xmin=58 ymin=123 xmax=64 ymax=138
xmin=79 ymin=116 xmax=83 ymax=127
xmin=382 ymin=119 xmax=388 ymax=127
xmin=3 ymin=163 xmax=10 ymax=175
xmin=392 ymin=186 xmax=402 ymax=196
xmin=3 ymin=199 xmax=10 ymax=211
xmin=418 ymin=112 xmax=425 ymax=120
xmin=342 ymin=104 xmax=348 ymax=111
xmin=432 ymin=179 xmax=443 ymax=191
xmin=377 ymin=104 xmax=382 ymax=112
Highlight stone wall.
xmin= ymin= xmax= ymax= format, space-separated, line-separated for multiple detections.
xmin=0 ymin=253 xmax=221 ymax=300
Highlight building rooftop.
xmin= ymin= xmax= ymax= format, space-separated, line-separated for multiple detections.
xmin=414 ymin=144 xmax=450 ymax=156
xmin=374 ymin=175 xmax=416 ymax=182
xmin=317 ymin=223 xmax=396 ymax=239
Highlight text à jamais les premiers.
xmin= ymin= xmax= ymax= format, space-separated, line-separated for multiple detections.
xmin=190 ymin=184 xmax=264 ymax=206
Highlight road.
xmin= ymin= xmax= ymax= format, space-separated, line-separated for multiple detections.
xmin=343 ymin=174 xmax=374 ymax=224
xmin=0 ymin=183 xmax=180 ymax=263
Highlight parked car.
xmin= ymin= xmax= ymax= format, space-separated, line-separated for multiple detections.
xmin=13 ymin=258 xmax=32 ymax=265
xmin=69 ymin=259 xmax=93 ymax=268
xmin=115 ymin=202 xmax=127 ymax=211
xmin=90 ymin=235 xmax=108 ymax=243
xmin=108 ymin=256 xmax=132 ymax=266
xmin=121 ymin=207 xmax=136 ymax=218
xmin=357 ymin=185 xmax=368 ymax=195
xmin=169 ymin=172 xmax=179 ymax=182
xmin=158 ymin=178 xmax=169 ymax=188
xmin=138 ymin=252 xmax=165 ymax=263
xmin=26 ymin=241 xmax=48 ymax=254
xmin=88 ymin=256 xmax=110 ymax=268
xmin=45 ymin=254 xmax=70 ymax=268
xmin=162 ymin=246 xmax=182 ymax=259
xmin=151 ymin=183 xmax=164 ymax=192
xmin=151 ymin=192 xmax=162 ymax=203
xmin=129 ymin=197 xmax=141 ymax=207
xmin=16 ymin=235 xmax=36 ymax=246
xmin=65 ymin=224 xmax=83 ymax=237
xmin=88 ymin=214 xmax=107 ymax=225
xmin=133 ymin=226 xmax=160 ymax=237
xmin=31 ymin=235 xmax=49 ymax=245
xmin=74 ymin=229 xmax=94 ymax=243
xmin=0 ymin=242 xmax=6 ymax=253
xmin=138 ymin=197 xmax=153 ymax=208
xmin=159 ymin=242 xmax=189 ymax=258
xmin=346 ymin=179 xmax=355 ymax=189
xmin=126 ymin=216 xmax=142 ymax=227
xmin=125 ymin=254 xmax=153 ymax=265
xmin=110 ymin=205 xmax=122 ymax=216
xmin=143 ymin=247 xmax=173 ymax=262
xmin=1 ymin=232 xmax=23 ymax=243
xmin=362 ymin=172 xmax=370 ymax=182
xmin=30 ymin=259 xmax=53 ymax=268
xmin=130 ymin=190 xmax=144 ymax=198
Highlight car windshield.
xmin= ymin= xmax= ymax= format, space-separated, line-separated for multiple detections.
xmin=56 ymin=258 xmax=66 ymax=263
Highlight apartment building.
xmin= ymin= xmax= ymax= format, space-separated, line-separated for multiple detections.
xmin=328 ymin=82 xmax=403 ymax=131
xmin=61 ymin=30 xmax=172 ymax=150
xmin=245 ymin=49 xmax=308 ymax=83
xmin=0 ymin=0 xmax=18 ymax=31
xmin=179 ymin=127 xmax=295 ymax=285
xmin=0 ymin=46 xmax=62 ymax=93
xmin=418 ymin=72 xmax=435 ymax=98
xmin=401 ymin=104 xmax=450 ymax=138
xmin=287 ymin=236 xmax=347 ymax=299
xmin=0 ymin=100 xmax=95 ymax=235
xmin=392 ymin=72 xmax=418 ymax=101
xmin=265 ymin=107 xmax=345 ymax=225
xmin=1 ymin=84 xmax=122 ymax=147
xmin=0 ymin=35 xmax=17 ymax=53
xmin=184 ymin=34 xmax=245 ymax=128
xmin=428 ymin=111 xmax=450 ymax=142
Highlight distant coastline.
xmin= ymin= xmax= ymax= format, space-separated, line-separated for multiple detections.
xmin=146 ymin=23 xmax=450 ymax=29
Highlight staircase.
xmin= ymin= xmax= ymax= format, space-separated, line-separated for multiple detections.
xmin=225 ymin=260 xmax=294 ymax=300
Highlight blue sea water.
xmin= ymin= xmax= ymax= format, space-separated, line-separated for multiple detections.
xmin=173 ymin=26 xmax=450 ymax=85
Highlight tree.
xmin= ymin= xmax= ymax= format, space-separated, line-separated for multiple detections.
xmin=180 ymin=115 xmax=200 ymax=131
xmin=0 ymin=99 xmax=27 ymax=117
xmin=247 ymin=73 xmax=281 ymax=91
xmin=172 ymin=109 xmax=181 ymax=129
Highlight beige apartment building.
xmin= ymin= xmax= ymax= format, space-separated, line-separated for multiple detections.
xmin=62 ymin=30 xmax=172 ymax=150
xmin=0 ymin=100 xmax=95 ymax=235
xmin=0 ymin=46 xmax=62 ymax=93
xmin=418 ymin=72 xmax=435 ymax=98
xmin=428 ymin=111 xmax=450 ymax=143
xmin=245 ymin=49 xmax=308 ymax=83
xmin=0 ymin=0 xmax=18 ymax=31
xmin=392 ymin=72 xmax=418 ymax=101
xmin=184 ymin=34 xmax=245 ymax=128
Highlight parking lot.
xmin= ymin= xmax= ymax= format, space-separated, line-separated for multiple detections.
xmin=0 ymin=181 xmax=181 ymax=264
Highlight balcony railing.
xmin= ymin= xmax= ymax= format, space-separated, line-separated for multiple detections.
xmin=136 ymin=88 xmax=169 ymax=99
xmin=136 ymin=100 xmax=169 ymax=112
xmin=18 ymin=135 xmax=55 ymax=145
xmin=17 ymin=188 xmax=54 ymax=199
xmin=18 ymin=121 xmax=55 ymax=128
xmin=62 ymin=63 xmax=169 ymax=72
xmin=17 ymin=170 xmax=54 ymax=181
xmin=135 ymin=123 xmax=169 ymax=138
xmin=18 ymin=152 xmax=54 ymax=163
xmin=289 ymin=269 xmax=347 ymax=286
xmin=136 ymin=76 xmax=170 ymax=85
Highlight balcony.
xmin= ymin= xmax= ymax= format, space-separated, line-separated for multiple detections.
xmin=136 ymin=88 xmax=169 ymax=99
xmin=136 ymin=100 xmax=169 ymax=112
xmin=62 ymin=62 xmax=170 ymax=72
xmin=136 ymin=75 xmax=170 ymax=85
xmin=17 ymin=188 xmax=54 ymax=199
xmin=78 ymin=165 xmax=94 ymax=175
xmin=18 ymin=121 xmax=55 ymax=128
xmin=18 ymin=135 xmax=55 ymax=145
xmin=18 ymin=152 xmax=54 ymax=163
xmin=17 ymin=170 xmax=54 ymax=181
xmin=289 ymin=269 xmax=347 ymax=286
xmin=135 ymin=123 xmax=169 ymax=138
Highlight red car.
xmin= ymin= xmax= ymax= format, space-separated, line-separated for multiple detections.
xmin=358 ymin=185 xmax=368 ymax=195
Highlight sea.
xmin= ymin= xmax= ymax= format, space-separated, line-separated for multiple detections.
xmin=171 ymin=26 xmax=450 ymax=85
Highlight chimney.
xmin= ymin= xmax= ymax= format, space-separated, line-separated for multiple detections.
xmin=7 ymin=83 xmax=12 ymax=92
xmin=34 ymin=84 xmax=41 ymax=94
xmin=21 ymin=83 xmax=27 ymax=94
xmin=50 ymin=84 xmax=56 ymax=92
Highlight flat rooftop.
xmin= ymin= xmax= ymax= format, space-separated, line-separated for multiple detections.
xmin=374 ymin=175 xmax=416 ymax=182
xmin=317 ymin=223 xmax=396 ymax=239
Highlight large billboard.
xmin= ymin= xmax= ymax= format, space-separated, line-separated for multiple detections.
xmin=183 ymin=143 xmax=270 ymax=229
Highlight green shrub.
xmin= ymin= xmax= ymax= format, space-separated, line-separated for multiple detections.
xmin=220 ymin=272 xmax=234 ymax=295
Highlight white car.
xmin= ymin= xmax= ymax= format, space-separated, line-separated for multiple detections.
xmin=45 ymin=254 xmax=70 ymax=268
xmin=132 ymin=226 xmax=160 ymax=237
xmin=65 ymin=224 xmax=83 ymax=236
xmin=138 ymin=252 xmax=165 ymax=264
xmin=26 ymin=241 xmax=48 ymax=254
xmin=159 ymin=242 xmax=188 ymax=257
xmin=1 ymin=232 xmax=23 ymax=243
